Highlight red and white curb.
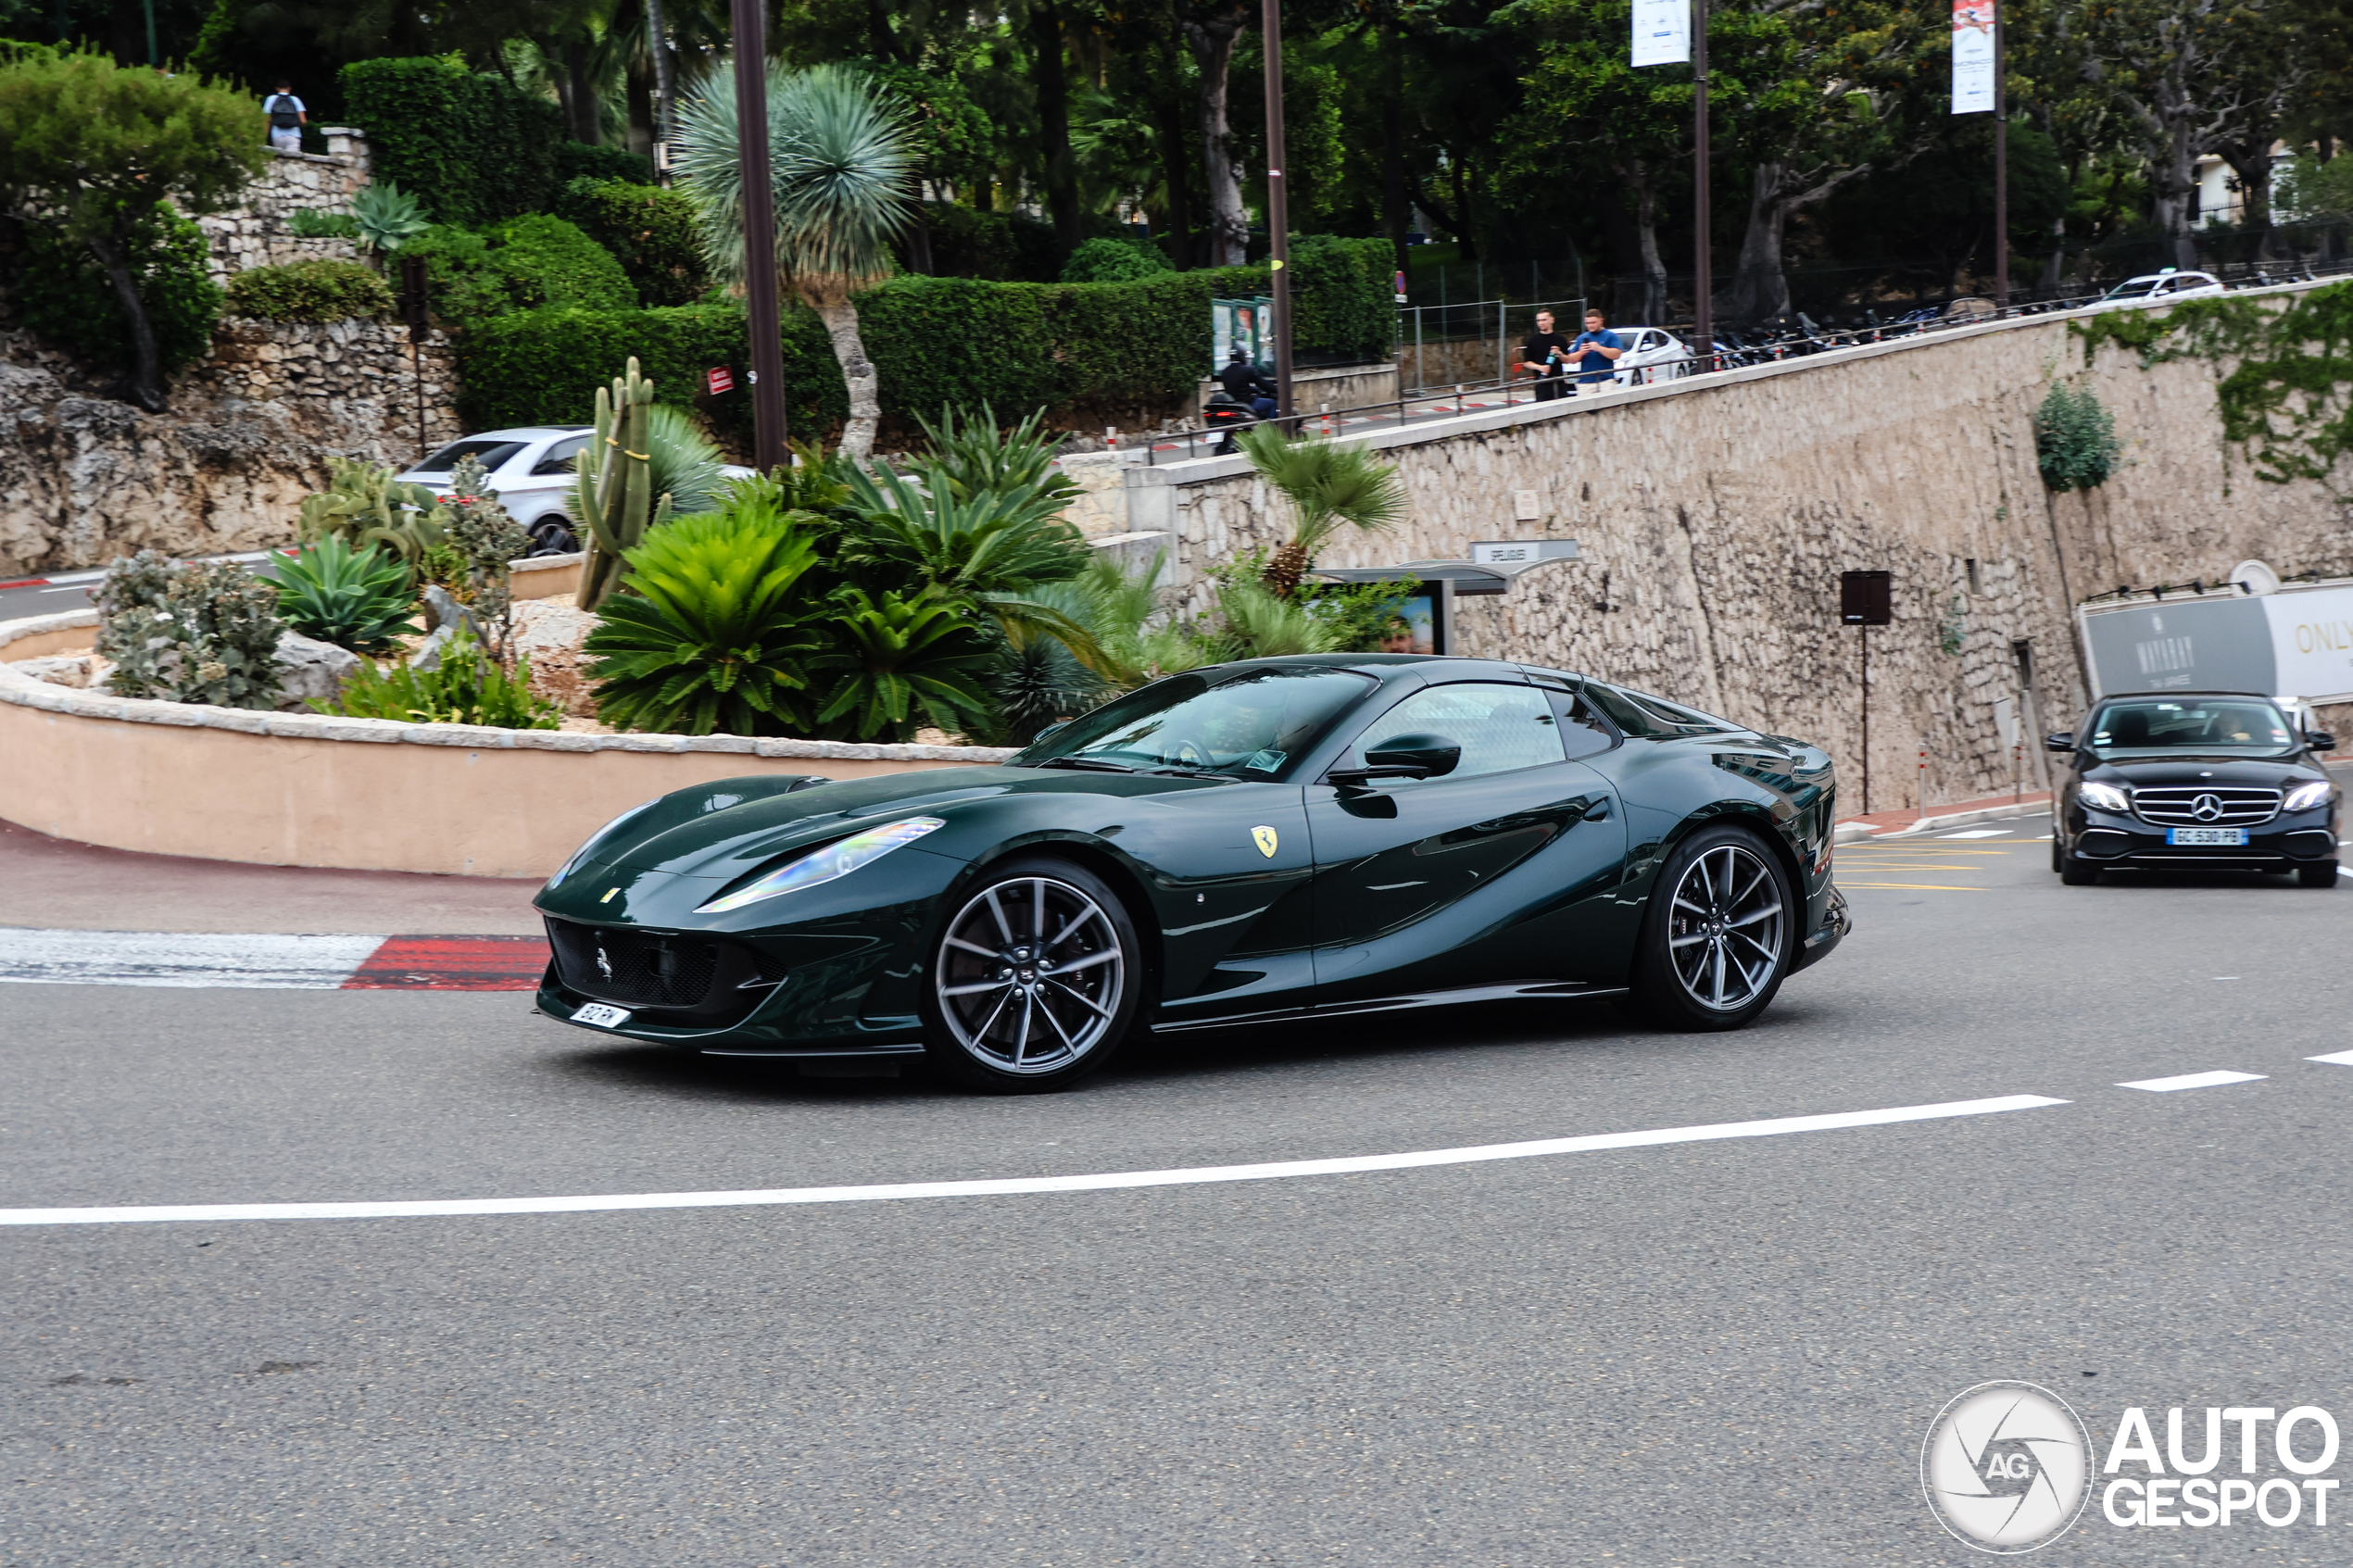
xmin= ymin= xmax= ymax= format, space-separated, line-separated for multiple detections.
xmin=0 ymin=929 xmax=547 ymax=990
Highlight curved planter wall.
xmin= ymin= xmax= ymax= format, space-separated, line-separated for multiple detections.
xmin=0 ymin=608 xmax=1014 ymax=878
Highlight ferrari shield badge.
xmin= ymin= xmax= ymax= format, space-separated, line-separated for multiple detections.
xmin=1251 ymin=825 xmax=1279 ymax=858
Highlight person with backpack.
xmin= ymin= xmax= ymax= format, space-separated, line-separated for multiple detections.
xmin=263 ymin=82 xmax=306 ymax=153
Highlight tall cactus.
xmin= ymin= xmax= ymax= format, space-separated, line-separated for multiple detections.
xmin=574 ymin=358 xmax=674 ymax=611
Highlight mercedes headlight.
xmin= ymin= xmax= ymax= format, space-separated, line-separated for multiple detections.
xmin=696 ymin=818 xmax=946 ymax=914
xmin=2079 ymin=781 xmax=2130 ymax=813
xmin=2284 ymin=780 xmax=2334 ymax=813
xmin=546 ymin=797 xmax=661 ymax=889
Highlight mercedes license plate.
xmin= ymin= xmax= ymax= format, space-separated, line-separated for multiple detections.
xmin=570 ymin=1002 xmax=633 ymax=1027
xmin=2166 ymin=827 xmax=2247 ymax=847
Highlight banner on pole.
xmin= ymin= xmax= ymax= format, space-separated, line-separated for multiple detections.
xmin=1951 ymin=0 xmax=1994 ymax=113
xmin=1631 ymin=0 xmax=1689 ymax=66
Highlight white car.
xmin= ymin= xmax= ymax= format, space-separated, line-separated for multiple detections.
xmin=1606 ymin=326 xmax=1696 ymax=386
xmin=396 ymin=427 xmax=755 ymax=551
xmin=2096 ymin=269 xmax=2226 ymax=306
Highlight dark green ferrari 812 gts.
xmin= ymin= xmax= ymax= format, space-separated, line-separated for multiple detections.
xmin=534 ymin=654 xmax=1848 ymax=1091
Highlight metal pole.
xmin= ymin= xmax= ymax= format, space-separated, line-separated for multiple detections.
xmin=1993 ymin=0 xmax=2009 ymax=309
xmin=1859 ymin=624 xmax=1870 ymax=815
xmin=731 ymin=0 xmax=788 ymax=470
xmin=648 ymin=0 xmax=676 ymax=186
xmin=1497 ymin=296 xmax=1505 ymax=387
xmin=1692 ymin=0 xmax=1712 ymax=371
xmin=1262 ymin=0 xmax=1294 ymax=422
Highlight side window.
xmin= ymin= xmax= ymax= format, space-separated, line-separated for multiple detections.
xmin=1351 ymin=683 xmax=1567 ymax=781
xmin=531 ymin=434 xmax=591 ymax=476
xmin=1545 ymin=692 xmax=1620 ymax=759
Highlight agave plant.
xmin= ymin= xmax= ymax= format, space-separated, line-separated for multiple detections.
xmin=1234 ymin=423 xmax=1411 ymax=597
xmin=296 ymin=457 xmax=450 ymax=578
xmin=349 ymin=181 xmax=430 ymax=255
xmin=258 ymin=534 xmax=421 ymax=655
xmin=675 ymin=63 xmax=918 ymax=461
xmin=812 ymin=587 xmax=996 ymax=742
xmin=585 ymin=500 xmax=827 ymax=736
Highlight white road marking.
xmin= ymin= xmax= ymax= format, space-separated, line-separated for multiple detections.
xmin=1940 ymin=829 xmax=2013 ymax=838
xmin=0 ymin=1095 xmax=2070 ymax=1227
xmin=2306 ymin=1050 xmax=2353 ymax=1067
xmin=0 ymin=928 xmax=385 ymax=988
xmin=2117 ymin=1070 xmax=2267 ymax=1092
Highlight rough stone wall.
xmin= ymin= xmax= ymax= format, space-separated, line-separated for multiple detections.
xmin=1142 ymin=285 xmax=2353 ymax=813
xmin=192 ymin=132 xmax=371 ymax=281
xmin=0 ymin=320 xmax=460 ymax=575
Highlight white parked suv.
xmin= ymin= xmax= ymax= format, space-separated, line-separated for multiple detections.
xmin=2095 ymin=269 xmax=2226 ymax=306
xmin=395 ymin=428 xmax=756 ymax=553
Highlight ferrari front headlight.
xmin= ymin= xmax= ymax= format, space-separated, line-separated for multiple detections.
xmin=696 ymin=817 xmax=946 ymax=914
xmin=2078 ymin=781 xmax=2130 ymax=813
xmin=2284 ymin=780 xmax=2334 ymax=813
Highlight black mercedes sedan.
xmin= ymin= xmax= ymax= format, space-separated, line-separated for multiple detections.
xmin=2047 ymin=691 xmax=2341 ymax=886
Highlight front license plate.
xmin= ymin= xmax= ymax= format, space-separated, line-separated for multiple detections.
xmin=2167 ymin=827 xmax=2248 ymax=846
xmin=570 ymin=1002 xmax=633 ymax=1028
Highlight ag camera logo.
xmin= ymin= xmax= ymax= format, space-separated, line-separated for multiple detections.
xmin=1921 ymin=1382 xmax=2093 ymax=1552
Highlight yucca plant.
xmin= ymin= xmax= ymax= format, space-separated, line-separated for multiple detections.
xmin=675 ymin=63 xmax=918 ymax=461
xmin=1234 ymin=423 xmax=1412 ymax=596
xmin=296 ymin=457 xmax=451 ymax=578
xmin=585 ymin=500 xmax=828 ymax=736
xmin=646 ymin=404 xmax=731 ymax=516
xmin=258 ymin=534 xmax=420 ymax=654
xmin=813 ymin=587 xmax=996 ymax=742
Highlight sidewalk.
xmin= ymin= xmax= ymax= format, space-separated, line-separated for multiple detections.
xmin=1836 ymin=789 xmax=2054 ymax=841
xmin=0 ymin=816 xmax=542 ymax=935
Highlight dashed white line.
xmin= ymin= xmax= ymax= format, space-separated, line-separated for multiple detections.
xmin=2117 ymin=1070 xmax=2268 ymax=1093
xmin=0 ymin=1094 xmax=2070 ymax=1227
xmin=2306 ymin=1050 xmax=2353 ymax=1068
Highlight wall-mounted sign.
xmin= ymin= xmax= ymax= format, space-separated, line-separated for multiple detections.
xmin=1470 ymin=539 xmax=1580 ymax=572
xmin=706 ymin=366 xmax=736 ymax=395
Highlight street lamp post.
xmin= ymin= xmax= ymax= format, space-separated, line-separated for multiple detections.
xmin=1993 ymin=0 xmax=2009 ymax=310
xmin=731 ymin=0 xmax=789 ymax=471
xmin=1691 ymin=0 xmax=1711 ymax=372
xmin=1262 ymin=0 xmax=1293 ymax=423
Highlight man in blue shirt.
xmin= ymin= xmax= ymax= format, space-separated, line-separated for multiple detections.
xmin=1569 ymin=307 xmax=1623 ymax=394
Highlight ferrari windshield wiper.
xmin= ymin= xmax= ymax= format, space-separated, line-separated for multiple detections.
xmin=1029 ymin=757 xmax=1140 ymax=772
xmin=1142 ymin=766 xmax=1237 ymax=782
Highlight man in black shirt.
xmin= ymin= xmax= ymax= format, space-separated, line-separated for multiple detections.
xmin=1518 ymin=309 xmax=1572 ymax=400
xmin=1216 ymin=347 xmax=1278 ymax=419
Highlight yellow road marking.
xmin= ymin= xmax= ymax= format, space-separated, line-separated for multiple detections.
xmin=1836 ymin=881 xmax=1986 ymax=891
xmin=1843 ymin=846 xmax=2017 ymax=855
xmin=1835 ymin=861 xmax=1988 ymax=871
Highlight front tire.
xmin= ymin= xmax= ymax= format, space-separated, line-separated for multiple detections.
xmin=921 ymin=858 xmax=1145 ymax=1093
xmin=2299 ymin=861 xmax=2340 ymax=888
xmin=1629 ymin=826 xmax=1794 ymax=1031
xmin=2058 ymin=852 xmax=2100 ymax=885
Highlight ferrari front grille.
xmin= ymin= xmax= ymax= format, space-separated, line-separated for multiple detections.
xmin=547 ymin=920 xmax=721 ymax=1008
xmin=2131 ymin=786 xmax=2282 ymax=827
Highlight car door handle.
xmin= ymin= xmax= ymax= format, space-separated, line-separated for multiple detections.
xmin=1581 ymin=798 xmax=1611 ymax=822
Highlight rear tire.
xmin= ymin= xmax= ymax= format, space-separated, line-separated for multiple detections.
xmin=920 ymin=857 xmax=1146 ymax=1093
xmin=1629 ymin=825 xmax=1795 ymax=1032
xmin=2299 ymin=861 xmax=2339 ymax=888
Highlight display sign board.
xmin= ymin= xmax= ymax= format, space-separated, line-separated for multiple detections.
xmin=2078 ymin=581 xmax=2353 ymax=706
xmin=1470 ymin=539 xmax=1580 ymax=571
xmin=1632 ymin=0 xmax=1690 ymax=66
xmin=1840 ymin=570 xmax=1892 ymax=625
xmin=1951 ymin=0 xmax=1995 ymax=114
xmin=1212 ymin=297 xmax=1276 ymax=371
xmin=706 ymin=366 xmax=736 ymax=395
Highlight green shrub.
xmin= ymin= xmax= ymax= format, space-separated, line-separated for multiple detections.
xmin=258 ymin=535 xmax=419 ymax=654
xmin=297 ymin=457 xmax=451 ymax=579
xmin=813 ymin=587 xmax=997 ymax=741
xmin=553 ymin=177 xmax=709 ymax=307
xmin=223 ymin=258 xmax=395 ymax=322
xmin=405 ymin=214 xmax=635 ymax=326
xmin=585 ymin=500 xmax=830 ymax=736
xmin=95 ymin=550 xmax=285 ymax=709
xmin=2035 ymin=383 xmax=2121 ymax=492
xmin=338 ymin=57 xmax=562 ymax=229
xmin=1061 ymin=236 xmax=1171 ymax=284
xmin=288 ymin=208 xmax=359 ymax=239
xmin=555 ymin=142 xmax=654 ymax=186
xmin=10 ymin=203 xmax=220 ymax=376
xmin=328 ymin=626 xmax=560 ymax=727
xmin=918 ymin=202 xmax=1060 ymax=282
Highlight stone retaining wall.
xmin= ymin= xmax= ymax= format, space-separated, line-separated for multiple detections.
xmin=194 ymin=131 xmax=371 ymax=281
xmin=1127 ymin=283 xmax=2353 ymax=814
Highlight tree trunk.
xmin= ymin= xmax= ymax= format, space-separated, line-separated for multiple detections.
xmin=1725 ymin=165 xmax=1792 ymax=323
xmin=1183 ymin=7 xmax=1250 ymax=266
xmin=646 ymin=0 xmax=675 ymax=164
xmin=1030 ymin=0 xmax=1083 ymax=261
xmin=1383 ymin=21 xmax=1408 ymax=275
xmin=814 ymin=294 xmax=882 ymax=462
xmin=1448 ymin=155 xmax=1478 ymax=260
xmin=562 ymin=43 xmax=600 ymax=144
xmin=1156 ymin=60 xmax=1195 ymax=269
xmin=904 ymin=210 xmax=935 ymax=275
xmin=2148 ymin=116 xmax=2201 ymax=271
xmin=2219 ymin=142 xmax=2278 ymax=258
xmin=86 ymin=226 xmax=168 ymax=413
xmin=1626 ymin=159 xmax=1667 ymax=324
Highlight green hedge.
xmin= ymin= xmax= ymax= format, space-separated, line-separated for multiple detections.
xmin=10 ymin=204 xmax=221 ymax=376
xmin=1199 ymin=235 xmax=1393 ymax=362
xmin=339 ymin=58 xmax=563 ymax=228
xmin=222 ymin=258 xmax=396 ymax=321
xmin=552 ymin=178 xmax=709 ymax=307
xmin=407 ymin=215 xmax=635 ymax=322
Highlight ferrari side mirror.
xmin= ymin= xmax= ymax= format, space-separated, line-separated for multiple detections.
xmin=1033 ymin=720 xmax=1070 ymax=744
xmin=1365 ymin=733 xmax=1463 ymax=779
xmin=2043 ymin=732 xmax=2075 ymax=753
xmin=2309 ymin=732 xmax=2337 ymax=751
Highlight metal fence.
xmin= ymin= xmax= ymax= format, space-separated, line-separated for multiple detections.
xmin=1396 ymin=296 xmax=1588 ymax=397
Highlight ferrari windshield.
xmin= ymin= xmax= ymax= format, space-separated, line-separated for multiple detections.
xmin=1012 ymin=667 xmax=1374 ymax=780
xmin=2088 ymin=698 xmax=2296 ymax=757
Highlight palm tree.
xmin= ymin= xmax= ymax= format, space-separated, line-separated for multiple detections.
xmin=675 ymin=62 xmax=918 ymax=462
xmin=1234 ymin=424 xmax=1413 ymax=596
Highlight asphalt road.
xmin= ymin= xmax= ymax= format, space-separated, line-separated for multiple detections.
xmin=6 ymin=812 xmax=2352 ymax=1565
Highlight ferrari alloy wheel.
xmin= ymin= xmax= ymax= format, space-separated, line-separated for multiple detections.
xmin=925 ymin=859 xmax=1142 ymax=1092
xmin=1630 ymin=826 xmax=1793 ymax=1031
